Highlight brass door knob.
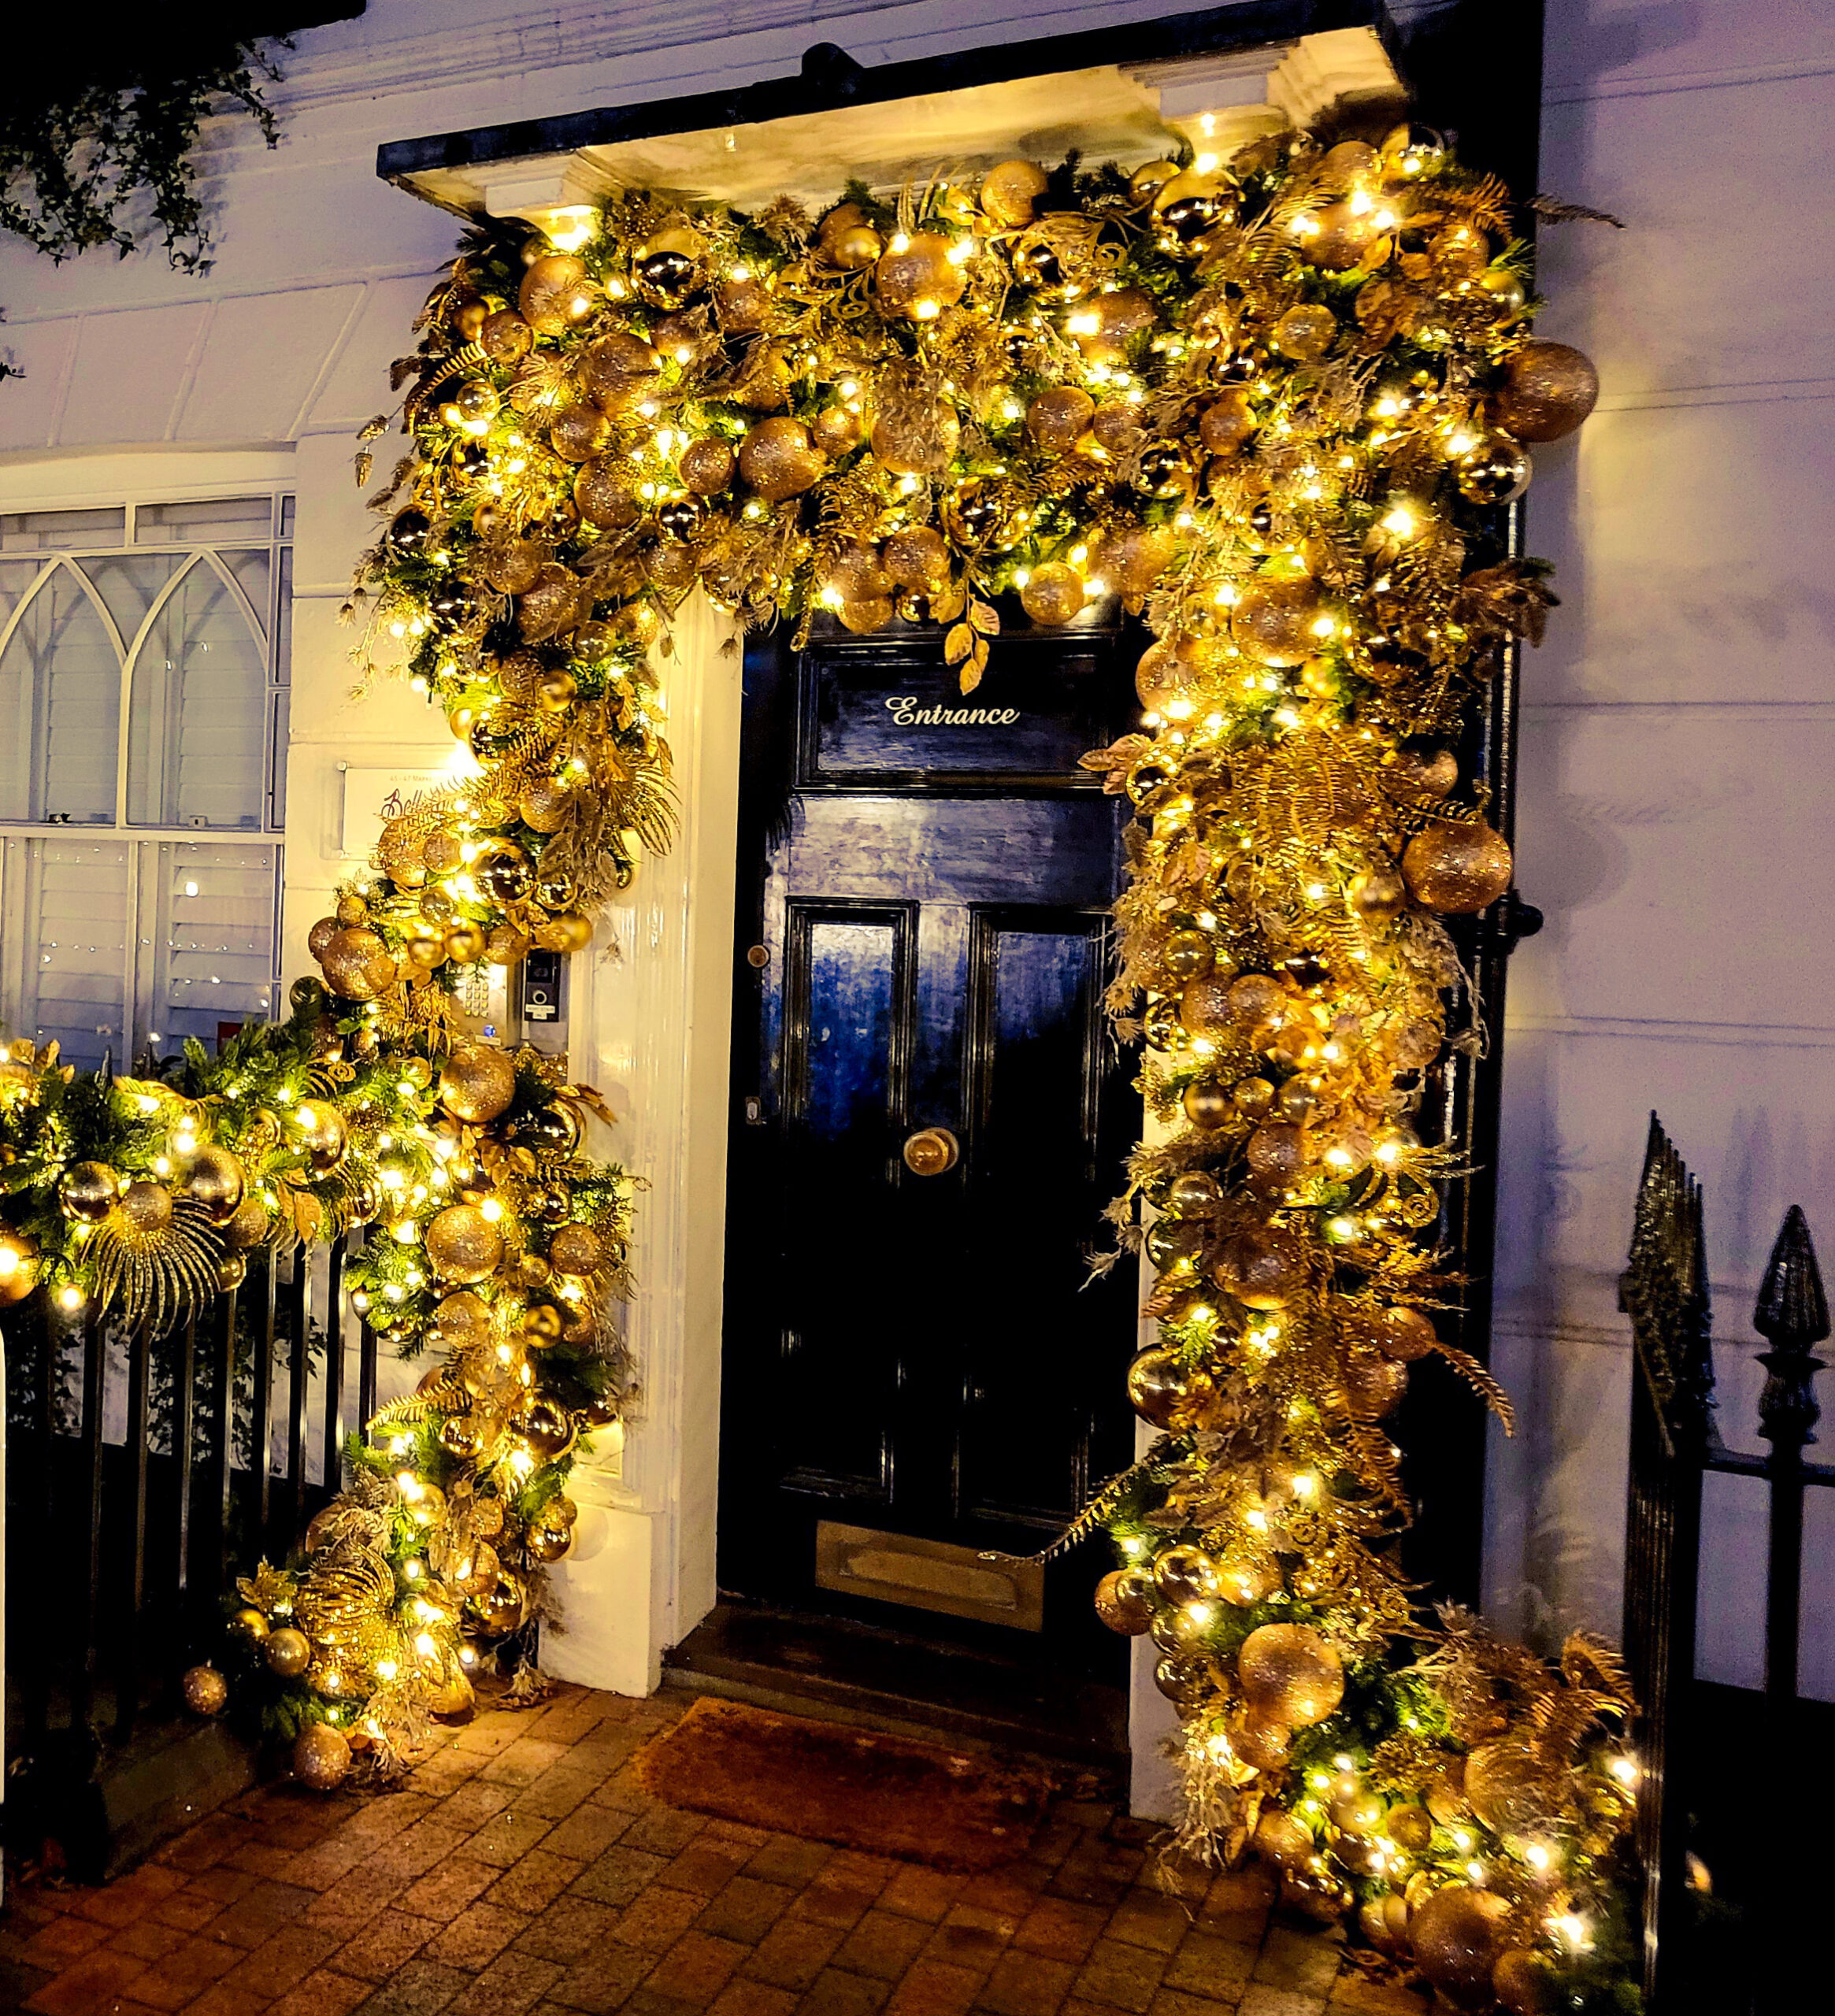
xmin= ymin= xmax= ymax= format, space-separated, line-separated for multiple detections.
xmin=903 ymin=1127 xmax=960 ymax=1177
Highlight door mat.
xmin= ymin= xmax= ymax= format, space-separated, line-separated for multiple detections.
xmin=632 ymin=1697 xmax=1049 ymax=1871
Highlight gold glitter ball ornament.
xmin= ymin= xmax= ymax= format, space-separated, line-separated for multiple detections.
xmin=439 ymin=1044 xmax=519 ymax=1125
xmin=581 ymin=329 xmax=662 ymax=407
xmin=60 ymin=1160 xmax=120 ymax=1223
xmin=1027 ymin=386 xmax=1095 ymax=458
xmin=738 ymin=417 xmax=826 ymax=502
xmin=224 ymin=1196 xmax=270 ymax=1251
xmin=1020 ymin=563 xmax=1085 ymax=626
xmin=576 ymin=461 xmax=643 ymax=529
xmin=1408 ymin=1885 xmax=1511 ymax=2010
xmin=182 ymin=1664 xmax=228 ymax=1715
xmin=981 ymin=158 xmax=1048 ymax=227
xmin=884 ymin=526 xmax=950 ymax=590
xmin=265 ymin=1626 xmax=312 ymax=1679
xmin=1253 ymin=1808 xmax=1313 ymax=1868
xmin=874 ymin=232 xmax=967 ymax=317
xmin=307 ymin=914 xmax=340 ymax=957
xmin=427 ymin=1204 xmax=506 ymax=1285
xmin=479 ymin=308 xmax=532 ymax=362
xmin=1071 ymin=286 xmax=1157 ymax=366
xmin=119 ymin=1180 xmax=174 ymax=1235
xmin=1273 ymin=302 xmax=1338 ymax=361
xmin=1232 ymin=575 xmax=1325 ymax=667
xmin=550 ymin=402 xmax=612 ymax=463
xmin=1402 ymin=821 xmax=1513 ymax=914
xmin=320 ymin=926 xmax=398 ymax=1002
xmin=679 ymin=438 xmax=736 ymax=495
xmin=1492 ymin=1950 xmax=1560 ymax=2016
xmin=1199 ymin=389 xmax=1255 ymax=455
xmin=183 ymin=1147 xmax=245 ymax=1225
xmin=518 ymin=253 xmax=595 ymax=334
xmin=293 ymin=1720 xmax=353 ymax=1791
xmin=1492 ymin=339 xmax=1600 ymax=443
xmin=1238 ymin=1621 xmax=1344 ymax=1729
xmin=548 ymin=1223 xmax=605 ymax=1277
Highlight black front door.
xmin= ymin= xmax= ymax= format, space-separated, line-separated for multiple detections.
xmin=720 ymin=616 xmax=1136 ymax=1677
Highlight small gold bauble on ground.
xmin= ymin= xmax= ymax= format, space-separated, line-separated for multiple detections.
xmin=1402 ymin=820 xmax=1513 ymax=914
xmin=518 ymin=252 xmax=594 ymax=334
xmin=118 ymin=1180 xmax=174 ymax=1235
xmin=738 ymin=417 xmax=825 ymax=502
xmin=1020 ymin=562 xmax=1084 ymax=626
xmin=439 ymin=1044 xmax=519 ymax=1125
xmin=1237 ymin=1621 xmax=1344 ymax=1728
xmin=265 ymin=1626 xmax=312 ymax=1678
xmin=1232 ymin=574 xmax=1324 ymax=667
xmin=426 ymin=1204 xmax=505 ymax=1284
xmin=321 ymin=925 xmax=398 ymax=1001
xmin=1492 ymin=339 xmax=1600 ymax=442
xmin=547 ymin=1223 xmax=604 ymax=1277
xmin=981 ymin=158 xmax=1048 ymax=227
xmin=874 ymin=232 xmax=966 ymax=317
xmin=182 ymin=1664 xmax=228 ymax=1715
xmin=1094 ymin=1566 xmax=1156 ymax=1635
xmin=1408 ymin=1884 xmax=1512 ymax=2009
xmin=60 ymin=1160 xmax=120 ymax=1223
xmin=293 ymin=1721 xmax=353 ymax=1791
xmin=1026 ymin=386 xmax=1095 ymax=458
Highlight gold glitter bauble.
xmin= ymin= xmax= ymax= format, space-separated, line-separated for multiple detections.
xmin=874 ymin=232 xmax=966 ymax=317
xmin=1493 ymin=1949 xmax=1559 ymax=2016
xmin=1344 ymin=1349 xmax=1408 ymax=1418
xmin=1234 ymin=1714 xmax=1290 ymax=1771
xmin=479 ymin=308 xmax=532 ymax=362
xmin=1237 ymin=1622 xmax=1344 ymax=1729
xmin=307 ymin=915 xmax=340 ymax=958
xmin=60 ymin=1160 xmax=120 ymax=1223
xmin=1200 ymin=390 xmax=1255 ymax=455
xmin=1179 ymin=976 xmax=1233 ymax=1040
xmin=549 ymin=402 xmax=612 ymax=463
xmin=119 ymin=1180 xmax=173 ymax=1234
xmin=548 ymin=1224 xmax=605 ymax=1277
xmin=981 ymin=158 xmax=1048 ymax=227
xmin=265 ymin=1626 xmax=312 ymax=1678
xmin=1021 ymin=562 xmax=1084 ymax=626
xmin=1216 ymin=1228 xmax=1308 ymax=1311
xmin=581 ymin=329 xmax=662 ymax=407
xmin=1492 ymin=339 xmax=1599 ymax=443
xmin=1409 ymin=1885 xmax=1511 ymax=2010
xmin=1232 ymin=575 xmax=1324 ymax=667
xmin=1254 ymin=1809 xmax=1313 ymax=1867
xmin=426 ymin=1204 xmax=505 ymax=1284
xmin=1244 ymin=1123 xmax=1308 ymax=1189
xmin=518 ymin=253 xmax=595 ymax=334
xmin=182 ymin=1664 xmax=228 ymax=1715
xmin=321 ymin=926 xmax=397 ymax=1002
xmin=1093 ymin=1568 xmax=1155 ymax=1636
xmin=884 ymin=526 xmax=949 ymax=590
xmin=738 ymin=417 xmax=825 ymax=502
xmin=439 ymin=1044 xmax=519 ymax=1125
xmin=1095 ymin=525 xmax=1173 ymax=601
xmin=184 ymin=1147 xmax=244 ymax=1225
xmin=293 ymin=1721 xmax=352 ymax=1792
xmin=679 ymin=438 xmax=736 ymax=495
xmin=1298 ymin=199 xmax=1380 ymax=272
xmin=224 ymin=1195 xmax=269 ymax=1251
xmin=811 ymin=404 xmax=865 ymax=458
xmin=1402 ymin=821 xmax=1512 ymax=914
xmin=518 ymin=779 xmax=574 ymax=833
xmin=1377 ymin=1307 xmax=1437 ymax=1362
xmin=1027 ymin=387 xmax=1095 ymax=458
xmin=1072 ymin=286 xmax=1156 ymax=366
xmin=821 ymin=540 xmax=889 ymax=605
xmin=482 ymin=538 xmax=547 ymax=595
xmin=1273 ymin=302 xmax=1337 ymax=361
xmin=576 ymin=461 xmax=643 ymax=530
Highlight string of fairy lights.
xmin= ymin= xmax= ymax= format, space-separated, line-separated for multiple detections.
xmin=0 ymin=113 xmax=1640 ymax=2007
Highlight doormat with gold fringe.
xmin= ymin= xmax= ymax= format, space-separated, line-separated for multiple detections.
xmin=632 ymin=1697 xmax=1049 ymax=1871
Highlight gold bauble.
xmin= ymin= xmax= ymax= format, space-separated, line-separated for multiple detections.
xmin=1493 ymin=339 xmax=1599 ymax=443
xmin=1455 ymin=433 xmax=1533 ymax=506
xmin=1129 ymin=159 xmax=1179 ymax=202
xmin=738 ymin=417 xmax=825 ymax=502
xmin=224 ymin=1195 xmax=269 ymax=1251
xmin=1072 ymin=286 xmax=1157 ymax=366
xmin=183 ymin=1147 xmax=244 ymax=1225
xmin=479 ymin=308 xmax=532 ymax=362
xmin=426 ymin=1204 xmax=505 ymax=1284
xmin=518 ymin=1395 xmax=576 ymax=1459
xmin=1493 ymin=1949 xmax=1559 ymax=2016
xmin=518 ymin=779 xmax=574 ymax=833
xmin=119 ymin=1180 xmax=174 ymax=1235
xmin=1134 ymin=634 xmax=1207 ymax=711
xmin=445 ymin=923 xmax=489 ymax=964
xmin=482 ymin=538 xmax=547 ymax=595
xmin=1377 ymin=1306 xmax=1437 ymax=1362
xmin=0 ymin=1232 xmax=39 ymax=1304
xmin=439 ymin=1044 xmax=519 ymax=1126
xmin=821 ymin=540 xmax=890 ymax=605
xmin=981 ymin=159 xmax=1048 ymax=227
xmin=713 ymin=274 xmax=773 ymax=335
xmin=1402 ymin=821 xmax=1513 ymax=914
xmin=1214 ymin=1551 xmax=1279 ymax=1606
xmin=883 ymin=525 xmax=949 ymax=591
xmin=1244 ymin=1123 xmax=1308 ymax=1190
xmin=1298 ymin=199 xmax=1380 ymax=272
xmin=1343 ymin=1349 xmax=1408 ymax=1419
xmin=474 ymin=1576 xmax=530 ymax=1636
xmin=1095 ymin=526 xmax=1173 ymax=602
xmin=817 ymin=202 xmax=880 ymax=268
xmin=1021 ymin=562 xmax=1084 ymax=626
xmin=231 ymin=1606 xmax=270 ymax=1643
xmin=60 ymin=1160 xmax=120 ymax=1223
xmin=870 ymin=401 xmax=961 ymax=478
xmin=581 ymin=329 xmax=662 ymax=407
xmin=1237 ymin=1622 xmax=1344 ymax=1729
xmin=1273 ymin=302 xmax=1338 ymax=362
xmin=306 ymin=915 xmax=341 ymax=958
xmin=1392 ymin=743 xmax=1460 ymax=797
xmin=1153 ymin=1544 xmax=1221 ymax=1607
xmin=544 ymin=911 xmax=595 ymax=954
xmin=549 ymin=402 xmax=612 ymax=464
xmin=679 ymin=438 xmax=736 ymax=495
xmin=1233 ymin=575 xmax=1324 ymax=667
xmin=294 ymin=1102 xmax=347 ymax=1175
xmin=1179 ymin=976 xmax=1233 ymax=1040
xmin=427 ymin=1667 xmax=476 ymax=1719
xmin=1200 ymin=389 xmax=1255 ymax=456
xmin=1409 ymin=1885 xmax=1511 ymax=2010
xmin=812 ymin=404 xmax=865 ymax=458
xmin=1026 ymin=387 xmax=1095 ymax=458
xmin=521 ymin=1302 xmax=565 ymax=1345
xmin=1094 ymin=1567 xmax=1155 ymax=1635
xmin=336 ymin=894 xmax=368 ymax=927
xmin=182 ymin=1664 xmax=228 ymax=1716
xmin=293 ymin=1721 xmax=353 ymax=1792
xmin=518 ymin=253 xmax=595 ymax=334
xmin=321 ymin=925 xmax=397 ymax=1002
xmin=218 ymin=1253 xmax=247 ymax=1290
xmin=527 ymin=1522 xmax=573 ymax=1563
xmin=1181 ymin=1081 xmax=1231 ymax=1130
xmin=1216 ymin=1228 xmax=1307 ymax=1309
xmin=1126 ymin=1348 xmax=1196 ymax=1430
xmin=1348 ymin=866 xmax=1407 ymax=921
xmin=548 ymin=1223 xmax=605 ymax=1277
xmin=265 ymin=1626 xmax=312 ymax=1679
xmin=1152 ymin=168 xmax=1233 ymax=248
xmin=1253 ymin=1809 xmax=1314 ymax=1869
xmin=1091 ymin=402 xmax=1144 ymax=458
xmin=874 ymin=232 xmax=966 ymax=317
xmin=576 ymin=461 xmax=643 ymax=530
xmin=1234 ymin=1715 xmax=1291 ymax=1772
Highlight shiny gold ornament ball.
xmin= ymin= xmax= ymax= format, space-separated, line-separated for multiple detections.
xmin=739 ymin=417 xmax=826 ymax=502
xmin=217 ymin=1254 xmax=248 ymax=1292
xmin=1217 ymin=1228 xmax=1307 ymax=1309
xmin=548 ymin=1223 xmax=605 ymax=1277
xmin=1073 ymin=286 xmax=1157 ymax=366
xmin=426 ymin=1204 xmax=505 ymax=1285
xmin=1094 ymin=1567 xmax=1156 ymax=1635
xmin=321 ymin=925 xmax=398 ymax=1001
xmin=182 ymin=1664 xmax=228 ymax=1716
xmin=518 ymin=1395 xmax=577 ymax=1460
xmin=445 ymin=923 xmax=489 ymax=965
xmin=293 ymin=1720 xmax=353 ymax=1792
xmin=1348 ymin=866 xmax=1407 ymax=922
xmin=527 ymin=1521 xmax=574 ymax=1564
xmin=439 ymin=1044 xmax=519 ymax=1126
xmin=576 ymin=461 xmax=643 ymax=529
xmin=1200 ymin=389 xmax=1255 ymax=455
xmin=1402 ymin=821 xmax=1513 ymax=914
xmin=1152 ymin=1544 xmax=1221 ymax=1606
xmin=1237 ymin=1622 xmax=1344 ymax=1729
xmin=295 ymin=1102 xmax=347 ymax=1176
xmin=1273 ymin=302 xmax=1338 ymax=361
xmin=0 ymin=1232 xmax=38 ymax=1304
xmin=307 ymin=914 xmax=340 ymax=958
xmin=474 ymin=1575 xmax=530 ymax=1636
xmin=1020 ymin=562 xmax=1085 ymax=627
xmin=518 ymin=779 xmax=574 ymax=833
xmin=1027 ymin=387 xmax=1095 ymax=458
xmin=1408 ymin=1884 xmax=1511 ymax=2010
xmin=680 ymin=438 xmax=736 ymax=495
xmin=1129 ymin=158 xmax=1180 ymax=202
xmin=1253 ymin=1808 xmax=1314 ymax=1868
xmin=231 ymin=1605 xmax=270 ymax=1643
xmin=1455 ymin=433 xmax=1533 ymax=506
xmin=1232 ymin=575 xmax=1324 ymax=667
xmin=981 ymin=158 xmax=1049 ymax=227
xmin=119 ymin=1180 xmax=174 ymax=1235
xmin=1377 ymin=1306 xmax=1437 ymax=1361
xmin=60 ymin=1160 xmax=120 ymax=1223
xmin=1096 ymin=525 xmax=1173 ymax=601
xmin=518 ymin=253 xmax=595 ymax=335
xmin=1493 ymin=339 xmax=1600 ymax=443
xmin=884 ymin=526 xmax=950 ymax=591
xmin=265 ymin=1626 xmax=312 ymax=1679
xmin=874 ymin=232 xmax=967 ymax=317
xmin=1126 ymin=1347 xmax=1195 ymax=1429
xmin=1181 ymin=1081 xmax=1231 ymax=1130
xmin=480 ymin=307 xmax=533 ymax=361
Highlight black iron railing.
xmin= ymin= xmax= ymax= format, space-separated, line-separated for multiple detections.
xmin=2 ymin=1236 xmax=377 ymax=1773
xmin=1619 ymin=1115 xmax=1831 ymax=2013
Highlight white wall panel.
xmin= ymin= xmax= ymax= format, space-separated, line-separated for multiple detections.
xmin=57 ymin=306 xmax=211 ymax=447
xmin=176 ymin=287 xmax=367 ymax=442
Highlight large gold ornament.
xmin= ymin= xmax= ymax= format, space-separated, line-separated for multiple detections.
xmin=1407 ymin=1884 xmax=1511 ymax=2008
xmin=182 ymin=1665 xmax=228 ymax=1715
xmin=1402 ymin=820 xmax=1514 ymax=913
xmin=425 ymin=1204 xmax=505 ymax=1284
xmin=1492 ymin=339 xmax=1600 ymax=442
xmin=439 ymin=1044 xmax=519 ymax=1125
xmin=181 ymin=1147 xmax=245 ymax=1225
xmin=60 ymin=1161 xmax=120 ymax=1223
xmin=265 ymin=1627 xmax=312 ymax=1679
xmin=1237 ymin=1624 xmax=1344 ymax=1728
xmin=293 ymin=1721 xmax=353 ymax=1790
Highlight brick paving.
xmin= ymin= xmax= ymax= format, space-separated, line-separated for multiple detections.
xmin=0 ymin=1685 xmax=1427 ymax=2016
